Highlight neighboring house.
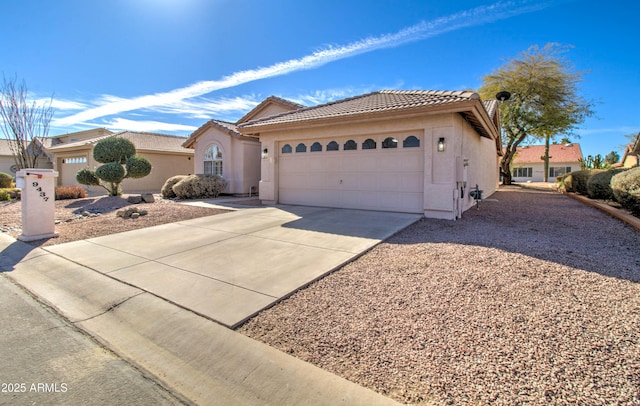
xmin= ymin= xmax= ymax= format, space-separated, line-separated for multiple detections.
xmin=237 ymin=90 xmax=502 ymax=220
xmin=0 ymin=138 xmax=52 ymax=176
xmin=44 ymin=129 xmax=193 ymax=193
xmin=183 ymin=96 xmax=304 ymax=195
xmin=510 ymin=143 xmax=583 ymax=182
xmin=617 ymin=132 xmax=639 ymax=168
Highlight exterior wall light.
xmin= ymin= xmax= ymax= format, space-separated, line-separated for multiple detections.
xmin=437 ymin=137 xmax=445 ymax=152
xmin=261 ymin=148 xmax=268 ymax=159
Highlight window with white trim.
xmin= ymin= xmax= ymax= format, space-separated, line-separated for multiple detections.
xmin=513 ymin=167 xmax=533 ymax=178
xmin=549 ymin=166 xmax=572 ymax=178
xmin=204 ymin=144 xmax=223 ymax=176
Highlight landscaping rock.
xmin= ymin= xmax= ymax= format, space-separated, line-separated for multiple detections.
xmin=127 ymin=195 xmax=143 ymax=204
xmin=130 ymin=212 xmax=140 ymax=219
xmin=141 ymin=193 xmax=155 ymax=203
xmin=116 ymin=207 xmax=148 ymax=219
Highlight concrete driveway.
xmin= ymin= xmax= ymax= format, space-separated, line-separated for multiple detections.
xmin=40 ymin=205 xmax=420 ymax=327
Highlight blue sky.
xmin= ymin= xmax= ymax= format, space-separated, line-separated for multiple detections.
xmin=1 ymin=0 xmax=638 ymax=158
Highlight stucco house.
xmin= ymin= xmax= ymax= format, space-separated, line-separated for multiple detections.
xmin=0 ymin=138 xmax=52 ymax=176
xmin=510 ymin=143 xmax=583 ymax=182
xmin=182 ymin=96 xmax=304 ymax=195
xmin=617 ymin=132 xmax=639 ymax=168
xmin=44 ymin=129 xmax=194 ymax=193
xmin=237 ymin=90 xmax=502 ymax=220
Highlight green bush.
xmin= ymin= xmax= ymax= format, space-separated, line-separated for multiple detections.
xmin=55 ymin=185 xmax=88 ymax=200
xmin=611 ymin=166 xmax=640 ymax=216
xmin=172 ymin=174 xmax=227 ymax=199
xmin=587 ymin=168 xmax=627 ymax=200
xmin=570 ymin=170 xmax=598 ymax=195
xmin=161 ymin=175 xmax=188 ymax=198
xmin=96 ymin=162 xmax=126 ymax=183
xmin=93 ymin=137 xmax=136 ymax=164
xmin=0 ymin=188 xmax=20 ymax=201
xmin=125 ymin=155 xmax=152 ymax=179
xmin=0 ymin=172 xmax=12 ymax=188
xmin=76 ymin=168 xmax=101 ymax=186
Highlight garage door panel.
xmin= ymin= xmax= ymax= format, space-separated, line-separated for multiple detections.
xmin=279 ymin=139 xmax=424 ymax=214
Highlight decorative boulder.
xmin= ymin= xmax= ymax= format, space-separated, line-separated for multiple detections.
xmin=141 ymin=193 xmax=155 ymax=203
xmin=127 ymin=195 xmax=143 ymax=204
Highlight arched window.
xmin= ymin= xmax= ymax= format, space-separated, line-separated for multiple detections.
xmin=204 ymin=144 xmax=223 ymax=176
xmin=295 ymin=143 xmax=307 ymax=153
xmin=362 ymin=138 xmax=376 ymax=150
xmin=382 ymin=137 xmax=398 ymax=149
xmin=403 ymin=136 xmax=420 ymax=148
xmin=310 ymin=142 xmax=322 ymax=152
xmin=344 ymin=140 xmax=357 ymax=150
xmin=282 ymin=144 xmax=292 ymax=154
xmin=327 ymin=141 xmax=339 ymax=151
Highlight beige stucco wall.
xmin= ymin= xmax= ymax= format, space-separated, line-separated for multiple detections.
xmin=120 ymin=151 xmax=193 ymax=193
xmin=0 ymin=156 xmax=16 ymax=177
xmin=258 ymin=112 xmax=499 ymax=219
xmin=191 ymin=126 xmax=261 ymax=194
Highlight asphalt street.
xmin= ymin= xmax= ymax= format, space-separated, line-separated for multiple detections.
xmin=0 ymin=274 xmax=186 ymax=406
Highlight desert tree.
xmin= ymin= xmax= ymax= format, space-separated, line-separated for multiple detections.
xmin=0 ymin=75 xmax=54 ymax=170
xmin=479 ymin=43 xmax=594 ymax=184
xmin=76 ymin=137 xmax=152 ymax=196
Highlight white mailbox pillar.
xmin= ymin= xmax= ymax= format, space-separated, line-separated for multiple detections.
xmin=15 ymin=169 xmax=59 ymax=241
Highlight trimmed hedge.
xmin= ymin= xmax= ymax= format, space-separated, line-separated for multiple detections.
xmin=161 ymin=175 xmax=188 ymax=198
xmin=172 ymin=174 xmax=227 ymax=199
xmin=0 ymin=172 xmax=12 ymax=188
xmin=568 ymin=170 xmax=599 ymax=195
xmin=586 ymin=168 xmax=627 ymax=200
xmin=611 ymin=166 xmax=640 ymax=215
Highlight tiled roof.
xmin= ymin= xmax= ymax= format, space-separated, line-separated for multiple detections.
xmin=237 ymin=95 xmax=305 ymax=124
xmin=512 ymin=143 xmax=583 ymax=164
xmin=182 ymin=119 xmax=252 ymax=149
xmin=238 ymin=90 xmax=481 ymax=129
xmin=45 ymin=131 xmax=192 ymax=154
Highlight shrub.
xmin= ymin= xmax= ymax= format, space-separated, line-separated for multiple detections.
xmin=556 ymin=173 xmax=571 ymax=191
xmin=561 ymin=173 xmax=575 ymax=192
xmin=0 ymin=188 xmax=20 ymax=201
xmin=55 ymin=185 xmax=88 ymax=200
xmin=76 ymin=137 xmax=152 ymax=196
xmin=586 ymin=168 xmax=627 ymax=200
xmin=0 ymin=172 xmax=12 ymax=188
xmin=611 ymin=166 xmax=640 ymax=216
xmin=93 ymin=137 xmax=136 ymax=164
xmin=172 ymin=174 xmax=227 ymax=199
xmin=569 ymin=170 xmax=598 ymax=195
xmin=161 ymin=175 xmax=188 ymax=198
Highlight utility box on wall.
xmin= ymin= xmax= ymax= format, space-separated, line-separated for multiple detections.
xmin=15 ymin=169 xmax=59 ymax=242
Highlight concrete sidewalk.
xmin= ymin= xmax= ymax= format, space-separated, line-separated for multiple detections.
xmin=1 ymin=205 xmax=419 ymax=405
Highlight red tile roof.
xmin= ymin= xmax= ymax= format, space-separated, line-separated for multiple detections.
xmin=512 ymin=143 xmax=583 ymax=164
xmin=239 ymin=90 xmax=481 ymax=128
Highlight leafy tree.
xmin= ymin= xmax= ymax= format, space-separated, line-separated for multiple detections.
xmin=76 ymin=137 xmax=151 ymax=196
xmin=604 ymin=151 xmax=620 ymax=166
xmin=479 ymin=43 xmax=594 ymax=184
xmin=579 ymin=154 xmax=606 ymax=169
xmin=0 ymin=75 xmax=54 ymax=169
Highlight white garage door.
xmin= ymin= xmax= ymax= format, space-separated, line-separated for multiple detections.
xmin=278 ymin=135 xmax=424 ymax=213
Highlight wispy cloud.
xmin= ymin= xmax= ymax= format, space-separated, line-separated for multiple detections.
xmin=55 ymin=0 xmax=552 ymax=126
xmin=105 ymin=118 xmax=198 ymax=133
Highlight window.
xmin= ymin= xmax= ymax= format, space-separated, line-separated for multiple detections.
xmin=295 ymin=143 xmax=307 ymax=153
xmin=310 ymin=142 xmax=322 ymax=152
xmin=513 ymin=167 xmax=532 ymax=178
xmin=62 ymin=156 xmax=87 ymax=164
xmin=549 ymin=166 xmax=572 ymax=178
xmin=282 ymin=144 xmax=292 ymax=154
xmin=382 ymin=137 xmax=398 ymax=149
xmin=327 ymin=141 xmax=339 ymax=151
xmin=362 ymin=138 xmax=376 ymax=150
xmin=344 ymin=140 xmax=357 ymax=150
xmin=204 ymin=144 xmax=223 ymax=176
xmin=403 ymin=136 xmax=420 ymax=148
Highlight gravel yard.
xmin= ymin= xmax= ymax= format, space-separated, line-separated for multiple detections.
xmin=0 ymin=195 xmax=230 ymax=246
xmin=239 ymin=185 xmax=640 ymax=405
